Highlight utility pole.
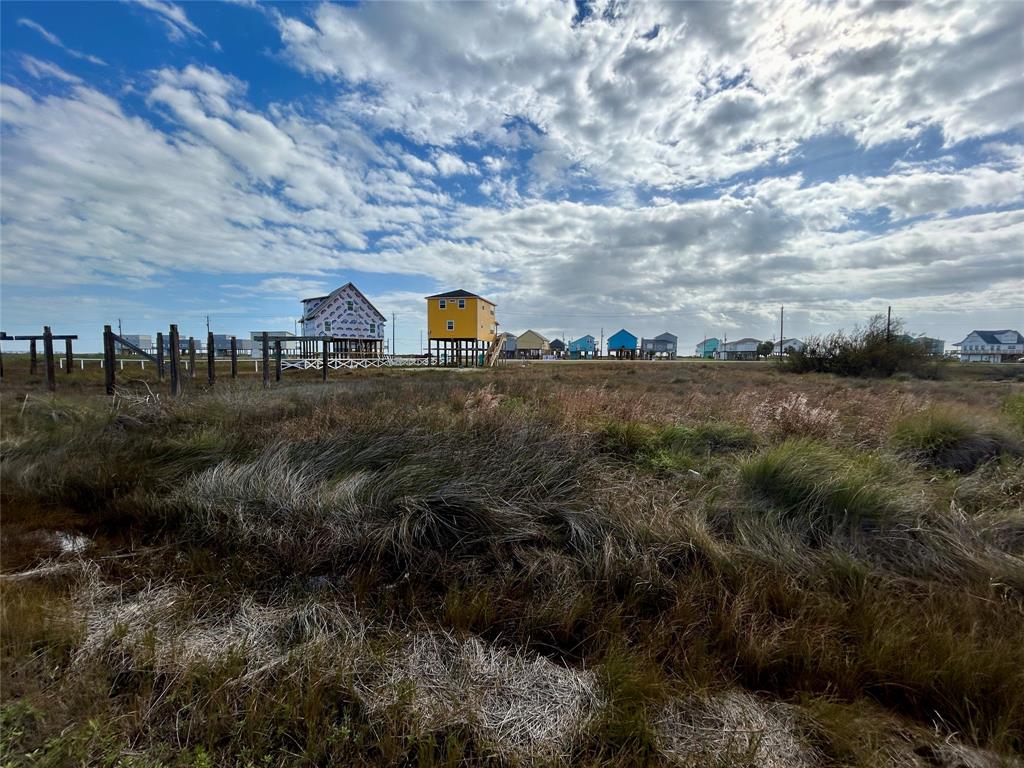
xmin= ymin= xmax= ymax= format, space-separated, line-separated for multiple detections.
xmin=392 ymin=312 xmax=396 ymax=356
xmin=206 ymin=314 xmax=211 ymax=335
xmin=599 ymin=327 xmax=604 ymax=359
xmin=779 ymin=305 xmax=784 ymax=358
xmin=886 ymin=305 xmax=892 ymax=343
xmin=117 ymin=318 xmax=122 ymax=337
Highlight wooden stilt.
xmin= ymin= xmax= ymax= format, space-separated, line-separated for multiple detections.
xmin=64 ymin=338 xmax=73 ymax=375
xmin=262 ymin=332 xmax=269 ymax=389
xmin=156 ymin=332 xmax=165 ymax=381
xmin=103 ymin=325 xmax=115 ymax=395
xmin=230 ymin=337 xmax=237 ymax=379
xmin=43 ymin=326 xmax=55 ymax=392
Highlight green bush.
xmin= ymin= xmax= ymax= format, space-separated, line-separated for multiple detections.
xmin=891 ymin=408 xmax=1021 ymax=473
xmin=784 ymin=314 xmax=930 ymax=377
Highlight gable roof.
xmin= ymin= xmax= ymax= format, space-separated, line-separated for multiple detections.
xmin=302 ymin=282 xmax=386 ymax=322
xmin=607 ymin=328 xmax=638 ymax=347
xmin=956 ymin=329 xmax=1024 ymax=345
xmin=654 ymin=332 xmax=677 ymax=342
xmin=516 ymin=329 xmax=550 ymax=348
xmin=549 ymin=338 xmax=566 ymax=350
xmin=425 ymin=289 xmax=495 ymax=305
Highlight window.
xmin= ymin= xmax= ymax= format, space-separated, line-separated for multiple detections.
xmin=324 ymin=320 xmax=332 ymax=333
xmin=439 ymin=299 xmax=447 ymax=309
xmin=446 ymin=320 xmax=454 ymax=331
xmin=369 ymin=323 xmax=375 ymax=333
xmin=346 ymin=300 xmax=354 ymax=311
xmin=458 ymin=298 xmax=466 ymax=309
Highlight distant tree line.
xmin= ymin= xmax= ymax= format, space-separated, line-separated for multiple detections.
xmin=783 ymin=314 xmax=932 ymax=377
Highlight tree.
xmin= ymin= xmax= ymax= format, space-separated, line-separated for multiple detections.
xmin=757 ymin=340 xmax=775 ymax=359
xmin=784 ymin=314 xmax=929 ymax=377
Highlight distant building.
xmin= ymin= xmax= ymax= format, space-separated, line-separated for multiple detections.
xmin=302 ymin=282 xmax=386 ymax=356
xmin=695 ymin=338 xmax=720 ymax=358
xmin=607 ymin=329 xmax=638 ymax=359
xmin=251 ymin=331 xmax=298 ymax=355
xmin=516 ymin=330 xmax=550 ymax=359
xmin=641 ymin=332 xmax=677 ymax=359
xmin=497 ymin=332 xmax=518 ymax=359
xmin=915 ymin=336 xmax=945 ymax=356
xmin=549 ymin=338 xmax=566 ymax=358
xmin=773 ymin=338 xmax=805 ymax=355
xmin=208 ymin=334 xmax=254 ymax=357
xmin=953 ymin=330 xmax=1024 ymax=363
xmin=426 ymin=290 xmax=497 ymax=342
xmin=717 ymin=338 xmax=761 ymax=361
xmin=114 ymin=334 xmax=152 ymax=355
xmin=569 ymin=334 xmax=597 ymax=359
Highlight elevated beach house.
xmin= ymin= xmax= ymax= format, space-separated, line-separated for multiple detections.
xmin=773 ymin=338 xmax=805 ymax=355
xmin=516 ymin=330 xmax=551 ymax=359
xmin=695 ymin=338 xmax=720 ymax=358
xmin=426 ymin=289 xmax=497 ymax=365
xmin=954 ymin=330 xmax=1024 ymax=363
xmin=717 ymin=338 xmax=761 ymax=361
xmin=301 ymin=283 xmax=386 ymax=356
xmin=549 ymin=338 xmax=566 ymax=358
xmin=641 ymin=332 xmax=678 ymax=359
xmin=569 ymin=334 xmax=597 ymax=359
xmin=607 ymin=329 xmax=639 ymax=359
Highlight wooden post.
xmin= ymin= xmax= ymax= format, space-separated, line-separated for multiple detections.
xmin=29 ymin=339 xmax=38 ymax=375
xmin=187 ymin=337 xmax=196 ymax=378
xmin=207 ymin=331 xmax=215 ymax=386
xmin=169 ymin=325 xmax=182 ymax=397
xmin=262 ymin=332 xmax=269 ymax=389
xmin=322 ymin=337 xmax=328 ymax=382
xmin=64 ymin=338 xmax=73 ymax=375
xmin=43 ymin=326 xmax=55 ymax=391
xmin=230 ymin=337 xmax=237 ymax=379
xmin=156 ymin=332 xmax=165 ymax=381
xmin=274 ymin=339 xmax=282 ymax=382
xmin=103 ymin=325 xmax=115 ymax=395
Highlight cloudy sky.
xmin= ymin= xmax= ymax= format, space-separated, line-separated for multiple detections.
xmin=1 ymin=0 xmax=1022 ymax=353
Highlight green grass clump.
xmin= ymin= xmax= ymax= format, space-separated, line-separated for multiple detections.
xmin=1004 ymin=391 xmax=1024 ymax=435
xmin=738 ymin=439 xmax=903 ymax=533
xmin=891 ymin=408 xmax=1021 ymax=473
xmin=599 ymin=421 xmax=756 ymax=472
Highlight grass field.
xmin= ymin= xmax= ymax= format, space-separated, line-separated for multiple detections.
xmin=2 ymin=356 xmax=1023 ymax=767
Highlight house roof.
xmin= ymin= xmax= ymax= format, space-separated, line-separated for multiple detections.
xmin=729 ymin=337 xmax=761 ymax=345
xmin=955 ymin=329 xmax=1024 ymax=346
xmin=516 ymin=329 xmax=550 ymax=348
xmin=425 ymin=289 xmax=495 ymax=305
xmin=301 ymin=295 xmax=329 ymax=302
xmin=654 ymin=332 xmax=677 ymax=342
xmin=301 ymin=282 xmax=386 ymax=322
xmin=549 ymin=338 xmax=565 ymax=349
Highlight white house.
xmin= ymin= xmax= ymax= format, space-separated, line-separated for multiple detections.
xmin=953 ymin=330 xmax=1024 ymax=363
xmin=717 ymin=338 xmax=761 ymax=360
xmin=774 ymin=338 xmax=804 ymax=355
xmin=300 ymin=283 xmax=386 ymax=345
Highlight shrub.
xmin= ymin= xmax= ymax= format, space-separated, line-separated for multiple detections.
xmin=784 ymin=314 xmax=929 ymax=378
xmin=891 ymin=408 xmax=1021 ymax=473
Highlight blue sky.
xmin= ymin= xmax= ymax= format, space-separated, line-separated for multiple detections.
xmin=1 ymin=0 xmax=1022 ymax=353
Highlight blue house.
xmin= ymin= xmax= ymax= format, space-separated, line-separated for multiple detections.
xmin=695 ymin=338 xmax=720 ymax=358
xmin=607 ymin=329 xmax=638 ymax=359
xmin=568 ymin=334 xmax=597 ymax=359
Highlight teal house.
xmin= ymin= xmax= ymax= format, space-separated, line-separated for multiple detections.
xmin=568 ymin=334 xmax=597 ymax=359
xmin=695 ymin=338 xmax=720 ymax=358
xmin=607 ymin=329 xmax=638 ymax=359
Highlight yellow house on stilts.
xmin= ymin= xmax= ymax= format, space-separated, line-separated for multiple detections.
xmin=425 ymin=289 xmax=501 ymax=366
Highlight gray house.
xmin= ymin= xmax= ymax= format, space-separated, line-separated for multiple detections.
xmin=641 ymin=332 xmax=678 ymax=359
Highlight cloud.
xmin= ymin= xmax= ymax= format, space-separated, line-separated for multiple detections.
xmin=17 ymin=18 xmax=107 ymax=65
xmin=19 ymin=55 xmax=82 ymax=83
xmin=276 ymin=1 xmax=1024 ymax=191
xmin=433 ymin=150 xmax=479 ymax=177
xmin=132 ymin=0 xmax=203 ymax=42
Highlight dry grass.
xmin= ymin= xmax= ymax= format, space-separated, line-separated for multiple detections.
xmin=2 ymin=361 xmax=1023 ymax=766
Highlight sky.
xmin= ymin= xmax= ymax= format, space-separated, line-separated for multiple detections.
xmin=1 ymin=0 xmax=1022 ymax=354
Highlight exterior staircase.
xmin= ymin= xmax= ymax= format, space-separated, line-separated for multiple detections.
xmin=485 ymin=334 xmax=506 ymax=367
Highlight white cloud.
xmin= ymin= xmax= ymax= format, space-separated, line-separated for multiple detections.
xmin=277 ymin=1 xmax=1024 ymax=191
xmin=17 ymin=18 xmax=107 ymax=65
xmin=433 ymin=150 xmax=479 ymax=177
xmin=132 ymin=0 xmax=203 ymax=42
xmin=19 ymin=55 xmax=82 ymax=83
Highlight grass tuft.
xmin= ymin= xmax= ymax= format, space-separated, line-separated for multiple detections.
xmin=891 ymin=408 xmax=1022 ymax=472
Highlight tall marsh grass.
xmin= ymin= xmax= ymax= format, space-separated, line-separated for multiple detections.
xmin=2 ymin=369 xmax=1023 ymax=765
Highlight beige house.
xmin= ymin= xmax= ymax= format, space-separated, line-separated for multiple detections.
xmin=516 ymin=330 xmax=550 ymax=359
